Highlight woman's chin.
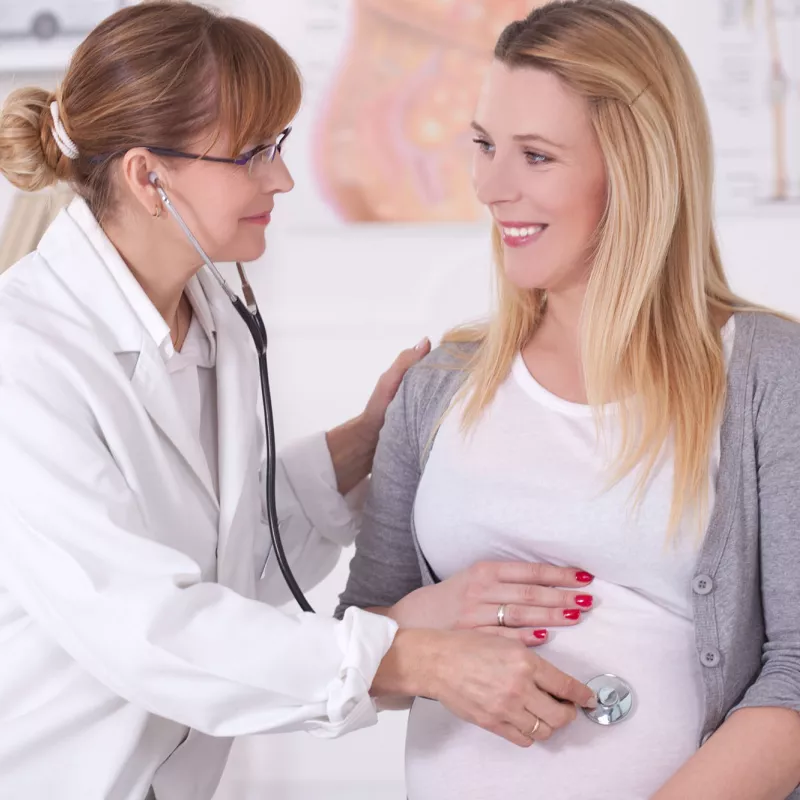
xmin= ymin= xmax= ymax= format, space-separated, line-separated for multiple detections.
xmin=503 ymin=259 xmax=582 ymax=294
xmin=214 ymin=238 xmax=268 ymax=264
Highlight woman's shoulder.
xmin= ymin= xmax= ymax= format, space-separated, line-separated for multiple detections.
xmin=746 ymin=308 xmax=800 ymax=340
xmin=383 ymin=339 xmax=479 ymax=452
xmin=733 ymin=312 xmax=800 ymax=426
xmin=402 ymin=340 xmax=478 ymax=405
xmin=738 ymin=310 xmax=800 ymax=376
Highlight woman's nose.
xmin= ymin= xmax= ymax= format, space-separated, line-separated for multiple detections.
xmin=473 ymin=155 xmax=522 ymax=208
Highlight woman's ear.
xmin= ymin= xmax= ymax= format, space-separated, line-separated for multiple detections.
xmin=120 ymin=147 xmax=167 ymax=216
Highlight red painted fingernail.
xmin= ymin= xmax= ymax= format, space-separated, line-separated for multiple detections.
xmin=563 ymin=609 xmax=581 ymax=620
xmin=575 ymin=595 xmax=593 ymax=608
xmin=576 ymin=571 xmax=594 ymax=583
xmin=533 ymin=629 xmax=548 ymax=640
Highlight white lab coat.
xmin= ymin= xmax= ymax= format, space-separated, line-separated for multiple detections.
xmin=0 ymin=199 xmax=397 ymax=800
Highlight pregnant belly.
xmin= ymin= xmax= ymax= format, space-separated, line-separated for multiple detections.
xmin=405 ymin=584 xmax=705 ymax=800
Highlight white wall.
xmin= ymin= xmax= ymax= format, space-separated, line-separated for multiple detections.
xmin=0 ymin=2 xmax=798 ymax=799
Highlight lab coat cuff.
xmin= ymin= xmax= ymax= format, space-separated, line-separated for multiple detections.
xmin=307 ymin=607 xmax=399 ymax=738
xmin=279 ymin=432 xmax=366 ymax=548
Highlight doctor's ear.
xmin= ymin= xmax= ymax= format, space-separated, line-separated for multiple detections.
xmin=120 ymin=147 xmax=168 ymax=217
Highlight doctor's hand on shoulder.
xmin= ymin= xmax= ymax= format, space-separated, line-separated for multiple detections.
xmin=325 ymin=337 xmax=432 ymax=495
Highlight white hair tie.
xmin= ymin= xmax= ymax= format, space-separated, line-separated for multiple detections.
xmin=49 ymin=101 xmax=79 ymax=160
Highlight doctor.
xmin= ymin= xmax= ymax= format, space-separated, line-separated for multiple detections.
xmin=0 ymin=2 xmax=595 ymax=799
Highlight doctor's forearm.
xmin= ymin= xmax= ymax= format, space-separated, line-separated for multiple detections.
xmin=370 ymin=628 xmax=441 ymax=699
xmin=325 ymin=415 xmax=378 ymax=495
xmin=651 ymin=707 xmax=800 ymax=800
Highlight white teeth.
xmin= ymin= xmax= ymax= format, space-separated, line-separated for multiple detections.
xmin=502 ymin=225 xmax=543 ymax=238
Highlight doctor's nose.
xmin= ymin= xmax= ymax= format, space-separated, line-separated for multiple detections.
xmin=256 ymin=153 xmax=295 ymax=195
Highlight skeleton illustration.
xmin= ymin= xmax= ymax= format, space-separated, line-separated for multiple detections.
xmin=732 ymin=0 xmax=798 ymax=201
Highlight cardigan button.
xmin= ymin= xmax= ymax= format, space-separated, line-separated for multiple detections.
xmin=692 ymin=574 xmax=714 ymax=595
xmin=700 ymin=647 xmax=721 ymax=667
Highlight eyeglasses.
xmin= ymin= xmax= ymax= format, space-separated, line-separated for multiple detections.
xmin=91 ymin=126 xmax=292 ymax=175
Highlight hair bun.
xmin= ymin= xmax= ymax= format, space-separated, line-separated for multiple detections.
xmin=0 ymin=87 xmax=71 ymax=192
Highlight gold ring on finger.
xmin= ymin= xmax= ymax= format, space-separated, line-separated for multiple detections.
xmin=526 ymin=716 xmax=541 ymax=739
xmin=497 ymin=604 xmax=507 ymax=627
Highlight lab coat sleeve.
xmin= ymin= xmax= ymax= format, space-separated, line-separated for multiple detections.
xmin=257 ymin=433 xmax=367 ymax=605
xmin=0 ymin=368 xmax=397 ymax=740
xmin=280 ymin=432 xmax=367 ymax=548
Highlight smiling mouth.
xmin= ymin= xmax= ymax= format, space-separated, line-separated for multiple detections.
xmin=498 ymin=223 xmax=548 ymax=247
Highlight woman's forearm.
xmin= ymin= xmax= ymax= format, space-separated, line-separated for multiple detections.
xmin=652 ymin=707 xmax=800 ymax=800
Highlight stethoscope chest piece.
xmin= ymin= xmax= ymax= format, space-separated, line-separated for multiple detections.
xmin=582 ymin=674 xmax=634 ymax=726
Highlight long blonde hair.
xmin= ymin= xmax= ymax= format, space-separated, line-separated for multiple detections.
xmin=447 ymin=0 xmax=760 ymax=535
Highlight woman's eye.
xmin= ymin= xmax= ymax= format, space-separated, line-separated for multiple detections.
xmin=472 ymin=137 xmax=494 ymax=155
xmin=525 ymin=151 xmax=550 ymax=165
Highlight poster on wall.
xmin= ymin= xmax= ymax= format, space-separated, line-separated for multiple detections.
xmin=293 ymin=0 xmax=538 ymax=227
xmin=292 ymin=0 xmax=799 ymax=226
xmin=0 ymin=0 xmax=136 ymax=72
xmin=707 ymin=0 xmax=799 ymax=215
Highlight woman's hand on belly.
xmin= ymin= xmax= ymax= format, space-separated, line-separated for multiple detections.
xmin=386 ymin=561 xmax=594 ymax=646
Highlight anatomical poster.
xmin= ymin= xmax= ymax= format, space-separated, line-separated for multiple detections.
xmin=290 ymin=0 xmax=800 ymax=226
xmin=298 ymin=0 xmax=537 ymax=224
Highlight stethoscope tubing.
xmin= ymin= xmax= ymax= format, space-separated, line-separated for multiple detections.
xmin=148 ymin=173 xmax=315 ymax=613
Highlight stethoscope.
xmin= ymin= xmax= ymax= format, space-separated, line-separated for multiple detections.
xmin=583 ymin=673 xmax=634 ymax=725
xmin=148 ymin=171 xmax=314 ymax=613
xmin=148 ymin=172 xmax=637 ymax=722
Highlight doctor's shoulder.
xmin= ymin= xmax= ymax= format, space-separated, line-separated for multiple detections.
xmin=0 ymin=250 xmax=109 ymax=389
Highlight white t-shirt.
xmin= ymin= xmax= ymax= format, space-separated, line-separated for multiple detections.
xmin=407 ymin=319 xmax=735 ymax=800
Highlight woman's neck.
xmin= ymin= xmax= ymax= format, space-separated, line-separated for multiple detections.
xmin=103 ymin=216 xmax=199 ymax=330
xmin=521 ymin=285 xmax=588 ymax=404
xmin=536 ymin=285 xmax=586 ymax=352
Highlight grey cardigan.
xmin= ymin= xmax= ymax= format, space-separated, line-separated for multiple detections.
xmin=337 ymin=311 xmax=800 ymax=775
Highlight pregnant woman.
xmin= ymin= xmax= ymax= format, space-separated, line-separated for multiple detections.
xmin=337 ymin=2 xmax=800 ymax=798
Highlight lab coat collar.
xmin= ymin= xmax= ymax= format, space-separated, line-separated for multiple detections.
xmin=67 ymin=198 xmax=176 ymax=362
xmin=37 ymin=198 xmax=145 ymax=357
xmin=66 ymin=198 xmax=218 ymax=366
xmin=36 ymin=198 xmax=221 ymax=508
